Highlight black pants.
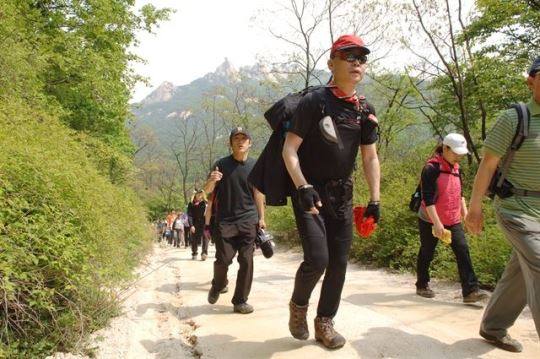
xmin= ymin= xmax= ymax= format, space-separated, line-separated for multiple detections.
xmin=191 ymin=224 xmax=208 ymax=256
xmin=211 ymin=222 xmax=256 ymax=305
xmin=416 ymin=219 xmax=480 ymax=296
xmin=290 ymin=193 xmax=352 ymax=318
xmin=184 ymin=226 xmax=191 ymax=247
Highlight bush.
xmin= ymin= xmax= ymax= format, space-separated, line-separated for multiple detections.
xmin=0 ymin=103 xmax=152 ymax=357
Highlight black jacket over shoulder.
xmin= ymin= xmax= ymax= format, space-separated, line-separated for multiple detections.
xmin=248 ymin=130 xmax=292 ymax=206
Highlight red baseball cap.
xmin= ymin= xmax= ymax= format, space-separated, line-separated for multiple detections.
xmin=331 ymin=34 xmax=370 ymax=55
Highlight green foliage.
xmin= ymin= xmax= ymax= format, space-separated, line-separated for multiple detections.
xmin=2 ymin=0 xmax=171 ymax=156
xmin=465 ymin=0 xmax=540 ymax=59
xmin=351 ymin=149 xmax=429 ymax=270
xmin=0 ymin=0 xmax=170 ymax=356
xmin=0 ymin=107 xmax=153 ymax=357
xmin=74 ymin=132 xmax=136 ymax=185
xmin=265 ymin=205 xmax=298 ymax=246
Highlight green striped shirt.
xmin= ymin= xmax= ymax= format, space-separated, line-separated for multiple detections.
xmin=484 ymin=98 xmax=540 ymax=219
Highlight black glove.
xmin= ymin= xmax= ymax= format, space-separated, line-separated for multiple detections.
xmin=297 ymin=185 xmax=321 ymax=212
xmin=364 ymin=202 xmax=380 ymax=223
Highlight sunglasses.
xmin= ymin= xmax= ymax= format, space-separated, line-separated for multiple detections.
xmin=335 ymin=51 xmax=368 ymax=64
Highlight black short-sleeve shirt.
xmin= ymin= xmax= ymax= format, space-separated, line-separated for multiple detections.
xmin=290 ymin=87 xmax=378 ymax=183
xmin=211 ymin=155 xmax=258 ymax=224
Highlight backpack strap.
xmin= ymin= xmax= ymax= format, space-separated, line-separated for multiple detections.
xmin=495 ymin=102 xmax=529 ymax=188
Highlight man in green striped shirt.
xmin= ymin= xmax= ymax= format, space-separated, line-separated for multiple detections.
xmin=466 ymin=56 xmax=540 ymax=353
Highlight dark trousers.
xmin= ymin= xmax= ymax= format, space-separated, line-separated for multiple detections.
xmin=191 ymin=224 xmax=208 ymax=256
xmin=290 ymin=195 xmax=352 ymax=318
xmin=211 ymin=222 xmax=256 ymax=305
xmin=184 ymin=226 xmax=191 ymax=247
xmin=416 ymin=219 xmax=479 ymax=296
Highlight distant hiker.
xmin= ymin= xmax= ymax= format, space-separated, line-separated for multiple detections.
xmin=181 ymin=211 xmax=191 ymax=248
xmin=282 ymin=34 xmax=380 ymax=349
xmin=203 ymin=127 xmax=266 ymax=314
xmin=414 ymin=133 xmax=487 ymax=304
xmin=165 ymin=210 xmax=176 ymax=245
xmin=172 ymin=212 xmax=185 ymax=248
xmin=156 ymin=220 xmax=166 ymax=242
xmin=188 ymin=190 xmax=208 ymax=260
xmin=465 ymin=57 xmax=540 ymax=353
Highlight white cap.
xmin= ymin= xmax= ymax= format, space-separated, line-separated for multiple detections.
xmin=443 ymin=133 xmax=469 ymax=155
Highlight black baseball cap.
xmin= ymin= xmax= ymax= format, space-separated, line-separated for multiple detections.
xmin=529 ymin=56 xmax=540 ymax=76
xmin=229 ymin=126 xmax=251 ymax=140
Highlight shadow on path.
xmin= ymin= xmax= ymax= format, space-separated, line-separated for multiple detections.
xmin=352 ymin=327 xmax=494 ymax=359
xmin=196 ymin=334 xmax=306 ymax=358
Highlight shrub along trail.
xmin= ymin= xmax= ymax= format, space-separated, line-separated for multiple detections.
xmin=53 ymin=243 xmax=539 ymax=359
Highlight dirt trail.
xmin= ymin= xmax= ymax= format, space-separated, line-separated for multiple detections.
xmin=52 ymin=242 xmax=539 ymax=358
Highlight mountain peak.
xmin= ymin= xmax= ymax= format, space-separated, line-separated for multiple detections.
xmin=214 ymin=58 xmax=238 ymax=78
xmin=141 ymin=81 xmax=175 ymax=105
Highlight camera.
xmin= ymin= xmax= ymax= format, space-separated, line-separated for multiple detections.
xmin=256 ymin=228 xmax=275 ymax=258
xmin=488 ymin=170 xmax=514 ymax=199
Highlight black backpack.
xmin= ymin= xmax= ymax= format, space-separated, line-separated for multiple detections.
xmin=263 ymin=85 xmax=328 ymax=133
xmin=248 ymin=86 xmax=329 ymax=206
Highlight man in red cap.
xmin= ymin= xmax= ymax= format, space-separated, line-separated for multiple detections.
xmin=282 ymin=34 xmax=380 ymax=349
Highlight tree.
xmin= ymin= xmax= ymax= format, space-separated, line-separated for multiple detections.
xmin=402 ymin=0 xmax=482 ymax=162
xmin=464 ymin=0 xmax=540 ymax=60
xmin=255 ymin=0 xmax=392 ymax=88
xmin=170 ymin=112 xmax=200 ymax=204
xmin=30 ymin=0 xmax=171 ymax=153
xmin=369 ymin=73 xmax=421 ymax=159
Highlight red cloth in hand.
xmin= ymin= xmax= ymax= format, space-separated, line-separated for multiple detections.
xmin=353 ymin=206 xmax=377 ymax=238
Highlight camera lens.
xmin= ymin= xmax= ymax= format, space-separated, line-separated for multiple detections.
xmin=260 ymin=239 xmax=274 ymax=258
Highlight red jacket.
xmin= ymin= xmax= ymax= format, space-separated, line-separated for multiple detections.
xmin=420 ymin=154 xmax=462 ymax=226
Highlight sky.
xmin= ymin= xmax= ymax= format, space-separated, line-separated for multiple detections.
xmin=130 ymin=0 xmax=477 ymax=103
xmin=130 ymin=0 xmax=283 ymax=102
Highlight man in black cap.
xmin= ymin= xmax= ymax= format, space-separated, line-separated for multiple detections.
xmin=283 ymin=34 xmax=380 ymax=349
xmin=466 ymin=56 xmax=540 ymax=352
xmin=203 ymin=127 xmax=266 ymax=314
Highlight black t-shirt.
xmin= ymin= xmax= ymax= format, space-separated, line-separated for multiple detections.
xmin=290 ymin=87 xmax=378 ymax=183
xmin=211 ymin=155 xmax=258 ymax=224
xmin=187 ymin=200 xmax=206 ymax=227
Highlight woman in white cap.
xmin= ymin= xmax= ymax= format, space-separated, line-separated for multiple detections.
xmin=415 ymin=133 xmax=487 ymax=303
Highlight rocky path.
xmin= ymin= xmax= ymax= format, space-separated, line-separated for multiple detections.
xmin=53 ymin=242 xmax=539 ymax=358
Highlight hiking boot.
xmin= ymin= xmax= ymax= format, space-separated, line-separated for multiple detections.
xmin=314 ymin=316 xmax=346 ymax=349
xmin=201 ymin=253 xmax=207 ymax=261
xmin=289 ymin=301 xmax=309 ymax=340
xmin=416 ymin=287 xmax=435 ymax=298
xmin=192 ymin=255 xmax=197 ymax=260
xmin=233 ymin=302 xmax=254 ymax=314
xmin=220 ymin=286 xmax=228 ymax=294
xmin=463 ymin=290 xmax=488 ymax=303
xmin=208 ymin=287 xmax=220 ymax=304
xmin=480 ymin=329 xmax=523 ymax=353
